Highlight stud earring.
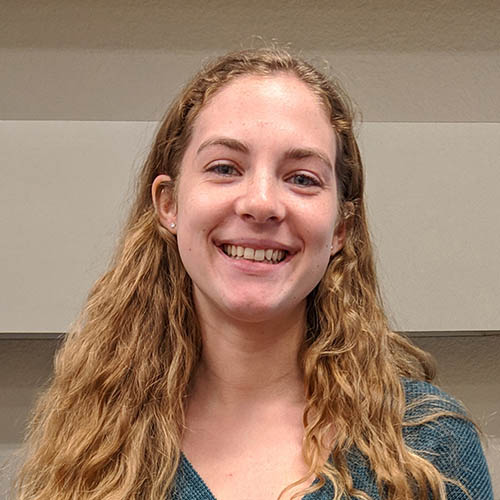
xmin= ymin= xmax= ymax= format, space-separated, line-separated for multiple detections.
xmin=170 ymin=222 xmax=176 ymax=229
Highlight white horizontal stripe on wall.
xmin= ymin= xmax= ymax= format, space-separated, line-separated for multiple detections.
xmin=1 ymin=121 xmax=499 ymax=332
xmin=359 ymin=123 xmax=500 ymax=331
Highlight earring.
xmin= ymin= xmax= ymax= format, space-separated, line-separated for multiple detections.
xmin=170 ymin=222 xmax=176 ymax=229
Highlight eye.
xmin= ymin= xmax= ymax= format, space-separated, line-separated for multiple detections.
xmin=208 ymin=163 xmax=240 ymax=176
xmin=288 ymin=173 xmax=321 ymax=187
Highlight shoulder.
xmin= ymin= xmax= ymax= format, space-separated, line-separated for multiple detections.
xmin=400 ymin=377 xmax=471 ymax=460
xmin=401 ymin=378 xmax=493 ymax=499
xmin=401 ymin=377 xmax=465 ymax=418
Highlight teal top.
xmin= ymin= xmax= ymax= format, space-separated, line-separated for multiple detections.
xmin=171 ymin=379 xmax=493 ymax=499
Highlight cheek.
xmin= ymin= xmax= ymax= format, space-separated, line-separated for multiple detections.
xmin=175 ymin=188 xmax=205 ymax=233
xmin=305 ymin=215 xmax=337 ymax=249
xmin=300 ymin=195 xmax=338 ymax=236
xmin=175 ymin=191 xmax=224 ymax=257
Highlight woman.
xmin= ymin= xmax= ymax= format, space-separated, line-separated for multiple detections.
xmin=17 ymin=48 xmax=492 ymax=499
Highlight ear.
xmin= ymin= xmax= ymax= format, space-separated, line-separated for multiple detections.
xmin=152 ymin=174 xmax=177 ymax=234
xmin=331 ymin=220 xmax=346 ymax=256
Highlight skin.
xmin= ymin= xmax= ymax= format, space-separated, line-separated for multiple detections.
xmin=152 ymin=73 xmax=344 ymax=500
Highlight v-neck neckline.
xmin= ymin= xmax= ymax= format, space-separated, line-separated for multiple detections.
xmin=179 ymin=453 xmax=217 ymax=499
xmin=178 ymin=452 xmax=334 ymax=500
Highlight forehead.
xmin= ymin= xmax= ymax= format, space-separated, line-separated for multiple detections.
xmin=188 ymin=73 xmax=335 ymax=154
xmin=207 ymin=72 xmax=326 ymax=108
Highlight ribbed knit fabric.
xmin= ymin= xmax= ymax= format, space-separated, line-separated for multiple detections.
xmin=171 ymin=379 xmax=493 ymax=499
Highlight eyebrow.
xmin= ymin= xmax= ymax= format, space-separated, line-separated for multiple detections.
xmin=197 ymin=137 xmax=250 ymax=155
xmin=196 ymin=137 xmax=333 ymax=170
xmin=284 ymin=147 xmax=333 ymax=171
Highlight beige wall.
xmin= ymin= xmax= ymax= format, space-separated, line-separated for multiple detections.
xmin=1 ymin=0 xmax=499 ymax=497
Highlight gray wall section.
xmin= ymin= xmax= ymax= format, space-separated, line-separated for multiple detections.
xmin=0 ymin=341 xmax=59 ymax=499
xmin=1 ymin=338 xmax=499 ymax=498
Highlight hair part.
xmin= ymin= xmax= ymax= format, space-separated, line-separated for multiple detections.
xmin=16 ymin=47 xmax=458 ymax=500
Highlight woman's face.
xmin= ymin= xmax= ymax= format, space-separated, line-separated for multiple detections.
xmin=162 ymin=73 xmax=344 ymax=324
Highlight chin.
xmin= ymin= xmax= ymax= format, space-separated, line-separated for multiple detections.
xmin=192 ymin=284 xmax=307 ymax=325
xmin=221 ymin=296 xmax=303 ymax=325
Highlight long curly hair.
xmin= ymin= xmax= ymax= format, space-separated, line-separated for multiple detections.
xmin=16 ymin=47 xmax=455 ymax=500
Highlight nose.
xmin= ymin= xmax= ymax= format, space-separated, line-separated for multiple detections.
xmin=234 ymin=171 xmax=286 ymax=223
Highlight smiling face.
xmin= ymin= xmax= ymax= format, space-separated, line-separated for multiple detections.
xmin=155 ymin=73 xmax=344 ymax=325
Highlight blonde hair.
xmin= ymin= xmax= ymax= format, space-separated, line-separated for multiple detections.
xmin=17 ymin=48 xmax=456 ymax=500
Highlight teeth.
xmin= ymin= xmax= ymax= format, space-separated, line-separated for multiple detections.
xmin=254 ymin=249 xmax=265 ymax=261
xmin=222 ymin=245 xmax=287 ymax=263
xmin=243 ymin=247 xmax=254 ymax=259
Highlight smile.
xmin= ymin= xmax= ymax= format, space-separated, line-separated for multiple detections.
xmin=221 ymin=244 xmax=287 ymax=264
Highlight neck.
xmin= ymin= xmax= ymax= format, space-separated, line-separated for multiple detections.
xmin=189 ymin=302 xmax=307 ymax=411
